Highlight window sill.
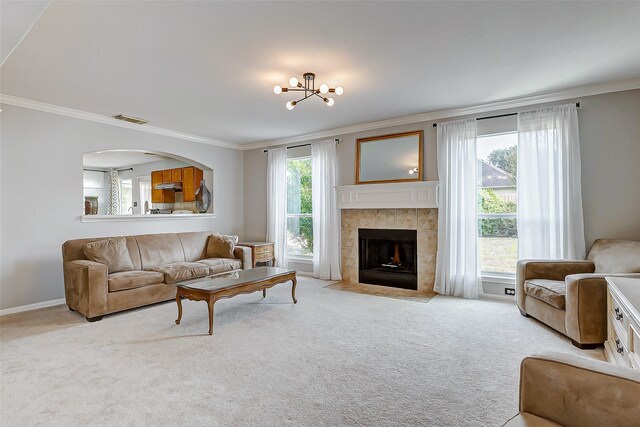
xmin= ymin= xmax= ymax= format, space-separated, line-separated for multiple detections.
xmin=80 ymin=213 xmax=216 ymax=222
xmin=288 ymin=257 xmax=313 ymax=264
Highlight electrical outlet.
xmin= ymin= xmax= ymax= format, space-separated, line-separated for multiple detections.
xmin=133 ymin=202 xmax=138 ymax=207
xmin=505 ymin=288 xmax=516 ymax=296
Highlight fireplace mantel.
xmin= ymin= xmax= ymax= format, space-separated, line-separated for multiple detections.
xmin=336 ymin=181 xmax=439 ymax=209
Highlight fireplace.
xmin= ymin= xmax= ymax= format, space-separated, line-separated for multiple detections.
xmin=358 ymin=228 xmax=418 ymax=290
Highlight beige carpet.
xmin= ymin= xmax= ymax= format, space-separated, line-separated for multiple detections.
xmin=1 ymin=276 xmax=603 ymax=426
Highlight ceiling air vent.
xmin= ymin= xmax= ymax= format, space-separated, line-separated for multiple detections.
xmin=113 ymin=114 xmax=148 ymax=125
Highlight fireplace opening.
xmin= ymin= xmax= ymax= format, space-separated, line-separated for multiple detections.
xmin=358 ymin=228 xmax=418 ymax=290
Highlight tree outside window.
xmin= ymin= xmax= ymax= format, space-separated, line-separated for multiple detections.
xmin=286 ymin=157 xmax=313 ymax=257
xmin=477 ymin=133 xmax=518 ymax=276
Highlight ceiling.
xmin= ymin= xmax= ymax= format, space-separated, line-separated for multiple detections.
xmin=83 ymin=151 xmax=169 ymax=169
xmin=0 ymin=0 xmax=50 ymax=66
xmin=2 ymin=1 xmax=640 ymax=146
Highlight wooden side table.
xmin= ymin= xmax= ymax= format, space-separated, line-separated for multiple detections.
xmin=238 ymin=242 xmax=276 ymax=268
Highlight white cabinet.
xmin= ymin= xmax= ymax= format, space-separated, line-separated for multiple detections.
xmin=605 ymin=277 xmax=640 ymax=369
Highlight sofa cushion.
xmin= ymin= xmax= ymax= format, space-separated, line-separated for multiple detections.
xmin=83 ymin=237 xmax=134 ymax=273
xmin=524 ymin=279 xmax=566 ymax=310
xmin=198 ymin=258 xmax=242 ymax=275
xmin=206 ymin=234 xmax=238 ymax=259
xmin=135 ymin=233 xmax=185 ymax=269
xmin=146 ymin=262 xmax=209 ymax=284
xmin=108 ymin=271 xmax=165 ymax=292
xmin=177 ymin=231 xmax=210 ymax=262
xmin=587 ymin=239 xmax=640 ymax=273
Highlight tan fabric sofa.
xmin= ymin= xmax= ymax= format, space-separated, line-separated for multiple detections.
xmin=62 ymin=232 xmax=252 ymax=321
xmin=516 ymin=239 xmax=640 ymax=348
xmin=503 ymin=351 xmax=640 ymax=426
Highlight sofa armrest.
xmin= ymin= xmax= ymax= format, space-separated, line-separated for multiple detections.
xmin=516 ymin=260 xmax=595 ymax=310
xmin=518 ymin=351 xmax=640 ymax=426
xmin=234 ymin=246 xmax=252 ymax=270
xmin=63 ymin=260 xmax=108 ymax=318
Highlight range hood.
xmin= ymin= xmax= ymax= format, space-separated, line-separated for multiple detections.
xmin=154 ymin=182 xmax=183 ymax=191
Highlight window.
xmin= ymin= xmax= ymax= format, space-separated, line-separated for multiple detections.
xmin=477 ymin=132 xmax=518 ymax=277
xmin=118 ymin=178 xmax=133 ymax=215
xmin=139 ymin=177 xmax=151 ymax=214
xmin=286 ymin=156 xmax=313 ymax=258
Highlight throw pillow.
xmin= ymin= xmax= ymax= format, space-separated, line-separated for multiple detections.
xmin=83 ymin=237 xmax=135 ymax=273
xmin=206 ymin=234 xmax=238 ymax=259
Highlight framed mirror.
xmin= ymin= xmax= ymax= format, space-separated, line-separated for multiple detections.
xmin=356 ymin=130 xmax=423 ymax=184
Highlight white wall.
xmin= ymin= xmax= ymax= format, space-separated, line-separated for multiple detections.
xmin=0 ymin=105 xmax=244 ymax=310
xmin=244 ymin=89 xmax=640 ymax=251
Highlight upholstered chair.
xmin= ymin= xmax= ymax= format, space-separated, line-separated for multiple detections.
xmin=516 ymin=239 xmax=640 ymax=348
xmin=503 ymin=351 xmax=640 ymax=427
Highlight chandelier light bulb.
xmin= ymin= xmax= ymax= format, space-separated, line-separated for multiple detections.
xmin=409 ymin=169 xmax=415 ymax=174
xmin=289 ymin=77 xmax=299 ymax=87
xmin=326 ymin=97 xmax=335 ymax=107
xmin=286 ymin=101 xmax=295 ymax=110
xmin=273 ymin=85 xmax=282 ymax=94
xmin=319 ymin=84 xmax=329 ymax=94
xmin=335 ymin=86 xmax=344 ymax=96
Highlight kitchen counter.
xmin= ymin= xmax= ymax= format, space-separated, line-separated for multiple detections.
xmin=80 ymin=213 xmax=216 ymax=223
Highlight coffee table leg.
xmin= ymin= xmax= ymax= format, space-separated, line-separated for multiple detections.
xmin=291 ymin=277 xmax=298 ymax=304
xmin=175 ymin=294 xmax=183 ymax=325
xmin=207 ymin=298 xmax=215 ymax=335
xmin=263 ymin=289 xmax=266 ymax=298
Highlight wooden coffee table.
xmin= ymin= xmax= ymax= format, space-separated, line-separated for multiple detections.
xmin=174 ymin=267 xmax=297 ymax=335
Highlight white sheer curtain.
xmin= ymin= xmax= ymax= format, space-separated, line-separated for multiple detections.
xmin=312 ymin=140 xmax=342 ymax=280
xmin=139 ymin=177 xmax=151 ymax=214
xmin=435 ymin=119 xmax=481 ymax=298
xmin=517 ymin=104 xmax=585 ymax=260
xmin=267 ymin=147 xmax=288 ymax=267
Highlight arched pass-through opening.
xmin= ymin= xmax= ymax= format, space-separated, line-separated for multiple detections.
xmin=82 ymin=149 xmax=213 ymax=218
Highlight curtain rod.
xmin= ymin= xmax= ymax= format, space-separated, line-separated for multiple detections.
xmin=83 ymin=167 xmax=134 ymax=173
xmin=263 ymin=138 xmax=341 ymax=153
xmin=432 ymin=102 xmax=581 ymax=128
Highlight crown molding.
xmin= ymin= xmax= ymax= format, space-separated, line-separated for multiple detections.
xmin=3 ymin=77 xmax=640 ymax=152
xmin=240 ymin=77 xmax=640 ymax=151
xmin=0 ymin=94 xmax=241 ymax=150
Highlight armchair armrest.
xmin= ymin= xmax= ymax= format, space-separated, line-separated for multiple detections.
xmin=63 ymin=260 xmax=108 ymax=318
xmin=516 ymin=260 xmax=595 ymax=310
xmin=517 ymin=351 xmax=640 ymax=426
xmin=564 ymin=273 xmax=640 ymax=344
xmin=233 ymin=246 xmax=252 ymax=270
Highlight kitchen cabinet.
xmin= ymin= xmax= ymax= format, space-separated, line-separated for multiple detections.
xmin=163 ymin=168 xmax=182 ymax=183
xmin=151 ymin=171 xmax=164 ymax=203
xmin=182 ymin=166 xmax=203 ymax=202
xmin=152 ymin=170 xmax=175 ymax=203
xmin=151 ymin=166 xmax=204 ymax=204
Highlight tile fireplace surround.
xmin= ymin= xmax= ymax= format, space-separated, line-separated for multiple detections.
xmin=341 ymin=208 xmax=438 ymax=294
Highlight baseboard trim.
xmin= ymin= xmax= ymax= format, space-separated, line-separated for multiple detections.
xmin=296 ymin=271 xmax=314 ymax=277
xmin=0 ymin=298 xmax=66 ymax=316
xmin=479 ymin=293 xmax=515 ymax=302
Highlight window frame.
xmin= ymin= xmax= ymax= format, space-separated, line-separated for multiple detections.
xmin=476 ymin=130 xmax=518 ymax=281
xmin=285 ymin=155 xmax=313 ymax=261
xmin=118 ymin=178 xmax=133 ymax=215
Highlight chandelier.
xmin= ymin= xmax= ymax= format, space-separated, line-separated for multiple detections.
xmin=273 ymin=72 xmax=344 ymax=110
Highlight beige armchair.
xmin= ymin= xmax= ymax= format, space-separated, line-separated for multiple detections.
xmin=517 ymin=239 xmax=640 ymax=348
xmin=504 ymin=351 xmax=640 ymax=426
